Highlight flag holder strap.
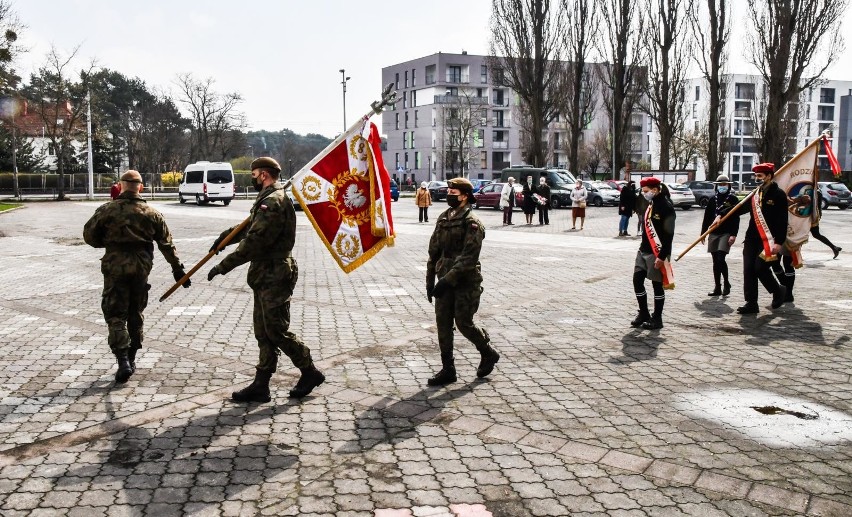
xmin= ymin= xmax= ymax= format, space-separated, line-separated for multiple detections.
xmin=159 ymin=84 xmax=398 ymax=302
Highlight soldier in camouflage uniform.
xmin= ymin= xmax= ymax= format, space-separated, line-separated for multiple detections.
xmin=208 ymin=157 xmax=324 ymax=402
xmin=426 ymin=177 xmax=500 ymax=386
xmin=83 ymin=170 xmax=190 ymax=384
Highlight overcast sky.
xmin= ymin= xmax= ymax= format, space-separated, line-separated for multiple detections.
xmin=11 ymin=0 xmax=852 ymax=139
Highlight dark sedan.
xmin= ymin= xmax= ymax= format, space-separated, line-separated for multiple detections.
xmin=427 ymin=181 xmax=448 ymax=201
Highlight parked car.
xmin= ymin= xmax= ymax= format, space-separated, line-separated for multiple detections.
xmin=285 ymin=187 xmax=302 ymax=211
xmin=686 ymin=180 xmax=716 ymax=208
xmin=583 ymin=181 xmax=619 ymax=207
xmin=501 ymin=167 xmax=576 ymax=208
xmin=600 ymin=180 xmax=627 ymax=191
xmin=427 ymin=181 xmax=448 ymax=201
xmin=473 ymin=182 xmax=524 ymax=210
xmin=389 ymin=179 xmax=399 ymax=201
xmin=471 ymin=179 xmax=492 ymax=193
xmin=178 ymin=161 xmax=235 ymax=206
xmin=818 ymin=181 xmax=851 ymax=209
xmin=665 ymin=182 xmax=694 ymax=210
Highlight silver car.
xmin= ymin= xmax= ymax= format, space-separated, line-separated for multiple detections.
xmin=665 ymin=183 xmax=694 ymax=210
xmin=818 ymin=181 xmax=851 ymax=210
xmin=686 ymin=180 xmax=716 ymax=208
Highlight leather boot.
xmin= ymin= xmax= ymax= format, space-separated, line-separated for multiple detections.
xmin=127 ymin=347 xmax=139 ymax=374
xmin=115 ymin=354 xmax=133 ymax=384
xmin=476 ymin=346 xmax=500 ymax=378
xmin=428 ymin=351 xmax=457 ymax=386
xmin=737 ymin=302 xmax=759 ymax=314
xmin=707 ymin=285 xmax=722 ymax=297
xmin=771 ymin=285 xmax=787 ymax=309
xmin=630 ymin=310 xmax=651 ymax=328
xmin=232 ymin=370 xmax=272 ymax=403
xmin=722 ymin=281 xmax=731 ymax=296
xmin=641 ymin=315 xmax=663 ymax=330
xmin=289 ymin=365 xmax=325 ymax=399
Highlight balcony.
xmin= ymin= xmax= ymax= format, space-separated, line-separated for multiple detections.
xmin=493 ymin=119 xmax=510 ymax=128
xmin=425 ymin=77 xmax=436 ymax=85
xmin=492 ymin=161 xmax=510 ymax=171
xmin=734 ymin=108 xmax=751 ymax=118
xmin=492 ymin=98 xmax=509 ymax=107
xmin=433 ymin=95 xmax=488 ymax=105
xmin=492 ymin=141 xmax=509 ymax=149
xmin=446 ymin=74 xmax=470 ymax=84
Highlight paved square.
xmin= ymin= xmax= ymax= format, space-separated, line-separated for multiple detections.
xmin=0 ymin=197 xmax=850 ymax=516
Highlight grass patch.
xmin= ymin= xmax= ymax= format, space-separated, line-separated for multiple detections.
xmin=0 ymin=202 xmax=22 ymax=212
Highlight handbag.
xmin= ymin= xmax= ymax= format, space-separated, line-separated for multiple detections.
xmin=576 ymin=200 xmax=587 ymax=208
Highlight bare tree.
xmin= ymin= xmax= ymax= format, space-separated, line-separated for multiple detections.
xmin=174 ymin=73 xmax=245 ymax=161
xmin=671 ymin=128 xmax=706 ymax=170
xmin=21 ymin=46 xmax=94 ymax=200
xmin=489 ymin=0 xmax=566 ymax=167
xmin=559 ymin=0 xmax=598 ymax=175
xmin=642 ymin=0 xmax=695 ymax=170
xmin=581 ymin=128 xmax=611 ymax=177
xmin=746 ymin=0 xmax=848 ymax=164
xmin=689 ymin=0 xmax=730 ymax=180
xmin=597 ymin=0 xmax=646 ymax=179
xmin=438 ymin=89 xmax=487 ymax=177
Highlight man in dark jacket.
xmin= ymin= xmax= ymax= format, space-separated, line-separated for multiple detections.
xmin=426 ymin=177 xmax=499 ymax=386
xmin=618 ymin=181 xmax=636 ymax=236
xmin=632 ymin=177 xmax=675 ymax=330
xmin=84 ymin=170 xmax=190 ymax=384
xmin=208 ymin=157 xmax=324 ymax=402
xmin=536 ymin=176 xmax=551 ymax=225
xmin=700 ymin=175 xmax=740 ymax=296
xmin=734 ymin=163 xmax=789 ymax=314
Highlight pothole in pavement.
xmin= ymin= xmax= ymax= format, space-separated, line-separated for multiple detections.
xmin=674 ymin=388 xmax=852 ymax=447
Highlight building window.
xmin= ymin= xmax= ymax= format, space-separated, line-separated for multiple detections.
xmin=475 ymin=129 xmax=484 ymax=147
xmin=819 ymin=122 xmax=831 ymax=134
xmin=411 ymin=132 xmax=415 ymax=148
xmin=412 ymin=69 xmax=416 ymax=86
xmin=806 ymin=122 xmax=811 ymax=136
xmin=48 ymin=143 xmax=56 ymax=156
xmin=404 ymin=152 xmax=409 ymax=169
xmin=395 ymin=113 xmax=399 ymax=130
xmin=481 ymin=65 xmax=487 ymax=83
xmin=448 ymin=65 xmax=462 ymax=83
xmin=493 ymin=89 xmax=505 ymax=106
xmin=403 ymin=132 xmax=407 ymax=149
xmin=692 ymin=104 xmax=697 ymax=118
xmin=395 ymin=153 xmax=399 ymax=169
xmin=480 ymin=151 xmax=487 ymax=169
xmin=403 ymin=91 xmax=407 ymax=109
xmin=695 ymin=85 xmax=700 ymax=101
xmin=735 ymin=83 xmax=755 ymax=100
xmin=395 ymin=73 xmax=399 ymax=90
xmin=405 ymin=71 xmax=410 ymax=88
xmin=414 ymin=110 xmax=419 ymax=128
xmin=415 ymin=151 xmax=421 ymax=169
xmin=425 ymin=64 xmax=436 ymax=85
xmin=412 ymin=90 xmax=417 ymax=107
xmin=447 ymin=87 xmax=458 ymax=96
xmin=404 ymin=112 xmax=409 ymax=129
xmin=817 ymin=105 xmax=835 ymax=120
xmin=742 ymin=155 xmax=753 ymax=172
xmin=494 ymin=110 xmax=505 ymax=128
xmin=477 ymin=88 xmax=484 ymax=98
xmin=820 ymin=88 xmax=835 ymax=104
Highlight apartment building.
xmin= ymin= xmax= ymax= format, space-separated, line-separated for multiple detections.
xmin=381 ymin=52 xmax=651 ymax=184
xmin=681 ymin=74 xmax=852 ymax=183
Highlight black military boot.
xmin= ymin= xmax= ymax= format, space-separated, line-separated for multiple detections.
xmin=288 ymin=365 xmax=325 ymax=399
xmin=630 ymin=310 xmax=651 ymax=328
xmin=476 ymin=346 xmax=500 ymax=378
xmin=784 ymin=276 xmax=795 ymax=303
xmin=722 ymin=281 xmax=731 ymax=296
xmin=115 ymin=354 xmax=133 ymax=384
xmin=127 ymin=347 xmax=139 ymax=374
xmin=428 ymin=350 xmax=457 ymax=386
xmin=641 ymin=315 xmax=663 ymax=330
xmin=736 ymin=302 xmax=759 ymax=314
xmin=232 ymin=370 xmax=272 ymax=403
xmin=707 ymin=285 xmax=722 ymax=297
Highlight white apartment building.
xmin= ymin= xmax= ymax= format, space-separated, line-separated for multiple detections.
xmin=680 ymin=74 xmax=852 ymax=183
xmin=381 ymin=52 xmax=651 ymax=184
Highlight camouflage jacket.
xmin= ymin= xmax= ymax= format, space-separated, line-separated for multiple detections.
xmin=427 ymin=204 xmax=485 ymax=287
xmin=217 ymin=182 xmax=297 ymax=290
xmin=83 ymin=192 xmax=182 ymax=276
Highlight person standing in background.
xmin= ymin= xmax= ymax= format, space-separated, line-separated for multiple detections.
xmin=536 ymin=176 xmax=551 ymax=225
xmin=618 ymin=180 xmax=636 ymax=236
xmin=570 ymin=180 xmax=588 ymax=230
xmin=500 ymin=177 xmax=516 ymax=225
xmin=415 ymin=181 xmax=433 ymax=223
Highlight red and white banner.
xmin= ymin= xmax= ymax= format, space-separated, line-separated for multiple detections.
xmin=643 ymin=204 xmax=675 ymax=289
xmin=291 ymin=120 xmax=395 ymax=273
xmin=772 ymin=137 xmax=819 ymax=266
xmin=823 ymin=135 xmax=842 ymax=178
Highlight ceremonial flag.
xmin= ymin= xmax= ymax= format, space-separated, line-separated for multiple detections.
xmin=772 ymin=137 xmax=820 ymax=267
xmin=823 ymin=134 xmax=842 ymax=178
xmin=291 ymin=119 xmax=395 ymax=273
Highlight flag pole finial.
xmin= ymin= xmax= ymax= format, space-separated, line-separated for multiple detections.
xmin=371 ymin=82 xmax=398 ymax=114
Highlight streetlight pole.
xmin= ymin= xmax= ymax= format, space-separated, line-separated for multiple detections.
xmin=86 ymin=91 xmax=94 ymax=201
xmin=339 ymin=69 xmax=350 ymax=132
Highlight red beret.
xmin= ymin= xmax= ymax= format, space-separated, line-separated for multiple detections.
xmin=752 ymin=162 xmax=775 ymax=175
xmin=640 ymin=177 xmax=661 ymax=188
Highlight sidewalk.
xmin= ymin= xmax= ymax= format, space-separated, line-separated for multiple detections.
xmin=0 ymin=200 xmax=850 ymax=516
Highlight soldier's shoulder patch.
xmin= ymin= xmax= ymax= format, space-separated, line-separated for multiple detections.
xmin=259 ymin=204 xmax=269 ymax=211
xmin=470 ymin=223 xmax=479 ymax=230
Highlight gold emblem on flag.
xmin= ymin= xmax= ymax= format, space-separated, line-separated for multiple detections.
xmin=301 ymin=176 xmax=322 ymax=202
xmin=349 ymin=134 xmax=368 ymax=161
xmin=328 ymin=168 xmax=370 ymax=227
xmin=334 ymin=233 xmax=360 ymax=260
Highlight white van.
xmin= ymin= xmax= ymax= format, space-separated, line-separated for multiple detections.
xmin=179 ymin=161 xmax=235 ymax=205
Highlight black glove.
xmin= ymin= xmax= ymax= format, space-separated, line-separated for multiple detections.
xmin=209 ymin=235 xmax=225 ymax=255
xmin=207 ymin=265 xmax=221 ymax=282
xmin=432 ymin=278 xmax=450 ymax=299
xmin=173 ymin=266 xmax=191 ymax=288
xmin=427 ymin=275 xmax=435 ymax=304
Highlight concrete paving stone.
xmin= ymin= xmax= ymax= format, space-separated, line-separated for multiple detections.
xmin=747 ymin=483 xmax=809 ymax=513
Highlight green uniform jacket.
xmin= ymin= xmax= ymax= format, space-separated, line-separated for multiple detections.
xmin=427 ymin=205 xmax=485 ymax=287
xmin=217 ymin=182 xmax=297 ymax=290
xmin=83 ymin=192 xmax=182 ymax=276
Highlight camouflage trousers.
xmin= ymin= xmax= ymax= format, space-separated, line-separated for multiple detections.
xmin=253 ymin=286 xmax=312 ymax=373
xmin=101 ymin=274 xmax=150 ymax=356
xmin=434 ymin=284 xmax=490 ymax=363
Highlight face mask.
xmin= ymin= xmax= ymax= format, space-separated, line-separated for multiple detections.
xmin=717 ymin=186 xmax=728 ymax=194
xmin=446 ymin=194 xmax=461 ymax=208
xmin=251 ymin=174 xmax=264 ymax=192
xmin=754 ymin=177 xmax=764 ymax=186
xmin=643 ymin=191 xmax=655 ymax=201
xmin=540 ymin=180 xmax=546 ymax=185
